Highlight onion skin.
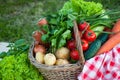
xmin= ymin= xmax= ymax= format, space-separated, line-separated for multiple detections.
xmin=35 ymin=52 xmax=45 ymax=64
xmin=55 ymin=47 xmax=70 ymax=59
xmin=34 ymin=45 xmax=46 ymax=54
xmin=55 ymin=59 xmax=69 ymax=65
xmin=44 ymin=53 xmax=56 ymax=66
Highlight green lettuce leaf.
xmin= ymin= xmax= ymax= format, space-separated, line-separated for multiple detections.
xmin=60 ymin=0 xmax=103 ymax=18
xmin=0 ymin=53 xmax=43 ymax=80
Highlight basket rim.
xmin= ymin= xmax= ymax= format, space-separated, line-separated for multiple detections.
xmin=28 ymin=42 xmax=83 ymax=70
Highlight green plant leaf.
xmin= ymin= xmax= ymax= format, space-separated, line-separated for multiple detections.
xmin=49 ymin=18 xmax=58 ymax=25
xmin=42 ymin=25 xmax=49 ymax=32
xmin=58 ymin=38 xmax=66 ymax=48
xmin=14 ymin=39 xmax=26 ymax=47
xmin=66 ymin=20 xmax=74 ymax=28
xmin=62 ymin=30 xmax=71 ymax=40
xmin=41 ymin=33 xmax=49 ymax=43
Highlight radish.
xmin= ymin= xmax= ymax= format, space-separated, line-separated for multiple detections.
xmin=32 ymin=31 xmax=43 ymax=45
xmin=34 ymin=45 xmax=46 ymax=54
xmin=38 ymin=18 xmax=48 ymax=26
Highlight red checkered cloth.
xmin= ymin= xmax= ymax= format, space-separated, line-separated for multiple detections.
xmin=78 ymin=43 xmax=120 ymax=80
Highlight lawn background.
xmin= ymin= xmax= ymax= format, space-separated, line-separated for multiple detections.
xmin=0 ymin=0 xmax=120 ymax=43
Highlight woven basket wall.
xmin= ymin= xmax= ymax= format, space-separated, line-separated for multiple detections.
xmin=28 ymin=21 xmax=85 ymax=80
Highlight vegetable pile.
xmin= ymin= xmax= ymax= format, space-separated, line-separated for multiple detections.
xmin=1 ymin=0 xmax=120 ymax=79
xmin=32 ymin=0 xmax=120 ymax=65
xmin=0 ymin=39 xmax=44 ymax=80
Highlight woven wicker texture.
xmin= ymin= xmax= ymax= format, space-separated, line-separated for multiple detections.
xmin=28 ymin=21 xmax=85 ymax=80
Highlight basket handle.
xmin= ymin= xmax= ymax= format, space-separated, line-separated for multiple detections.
xmin=73 ymin=20 xmax=85 ymax=65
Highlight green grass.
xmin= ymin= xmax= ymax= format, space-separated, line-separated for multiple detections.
xmin=0 ymin=1 xmax=41 ymax=42
xmin=0 ymin=0 xmax=120 ymax=43
xmin=0 ymin=0 xmax=67 ymax=43
xmin=88 ymin=0 xmax=120 ymax=9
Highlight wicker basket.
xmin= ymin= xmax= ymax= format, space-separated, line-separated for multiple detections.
xmin=28 ymin=21 xmax=85 ymax=80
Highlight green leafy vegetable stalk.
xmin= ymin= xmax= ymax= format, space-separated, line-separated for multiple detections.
xmin=0 ymin=39 xmax=29 ymax=58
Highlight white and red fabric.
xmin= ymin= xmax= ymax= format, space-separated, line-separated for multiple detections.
xmin=78 ymin=43 xmax=120 ymax=80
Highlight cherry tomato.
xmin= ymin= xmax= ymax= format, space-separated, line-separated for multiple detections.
xmin=67 ymin=40 xmax=76 ymax=50
xmin=81 ymin=39 xmax=89 ymax=51
xmin=78 ymin=22 xmax=90 ymax=31
xmin=70 ymin=50 xmax=80 ymax=60
xmin=83 ymin=30 xmax=96 ymax=42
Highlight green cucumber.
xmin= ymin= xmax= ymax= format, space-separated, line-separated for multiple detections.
xmin=97 ymin=33 xmax=109 ymax=44
xmin=84 ymin=33 xmax=109 ymax=60
xmin=84 ymin=39 xmax=101 ymax=60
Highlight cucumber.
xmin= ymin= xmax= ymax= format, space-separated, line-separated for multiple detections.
xmin=84 ymin=39 xmax=101 ymax=60
xmin=84 ymin=33 xmax=108 ymax=60
xmin=97 ymin=33 xmax=109 ymax=44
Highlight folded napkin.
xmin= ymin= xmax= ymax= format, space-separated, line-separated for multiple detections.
xmin=78 ymin=43 xmax=120 ymax=80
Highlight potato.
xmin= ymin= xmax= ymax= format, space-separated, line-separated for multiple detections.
xmin=55 ymin=59 xmax=69 ymax=65
xmin=55 ymin=47 xmax=70 ymax=59
xmin=44 ymin=53 xmax=56 ymax=66
xmin=35 ymin=52 xmax=45 ymax=64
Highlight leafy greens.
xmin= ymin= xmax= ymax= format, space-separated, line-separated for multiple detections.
xmin=40 ymin=0 xmax=105 ymax=53
xmin=0 ymin=53 xmax=43 ymax=80
xmin=59 ymin=0 xmax=103 ymax=20
xmin=40 ymin=0 xmax=120 ymax=53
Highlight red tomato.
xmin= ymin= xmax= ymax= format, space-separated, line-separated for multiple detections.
xmin=83 ymin=30 xmax=96 ymax=42
xmin=70 ymin=50 xmax=80 ymax=60
xmin=81 ymin=39 xmax=89 ymax=51
xmin=67 ymin=40 xmax=76 ymax=50
xmin=38 ymin=18 xmax=48 ymax=26
xmin=78 ymin=22 xmax=90 ymax=31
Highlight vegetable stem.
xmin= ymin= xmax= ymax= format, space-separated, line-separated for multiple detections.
xmin=94 ymin=30 xmax=115 ymax=34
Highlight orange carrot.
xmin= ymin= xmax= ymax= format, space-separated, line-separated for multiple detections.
xmin=96 ymin=32 xmax=120 ymax=55
xmin=109 ymin=19 xmax=120 ymax=37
